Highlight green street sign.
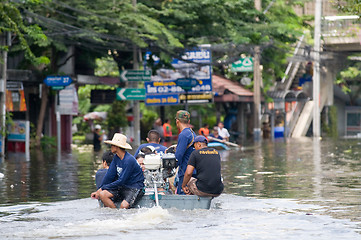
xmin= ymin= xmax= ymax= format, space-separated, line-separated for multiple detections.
xmin=51 ymin=86 xmax=65 ymax=90
xmin=231 ymin=57 xmax=253 ymax=72
xmin=116 ymin=88 xmax=146 ymax=100
xmin=120 ymin=70 xmax=152 ymax=81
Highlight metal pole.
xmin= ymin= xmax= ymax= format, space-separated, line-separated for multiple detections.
xmin=253 ymin=0 xmax=262 ymax=141
xmin=132 ymin=0 xmax=140 ymax=146
xmin=313 ymin=0 xmax=322 ymax=137
xmin=0 ymin=33 xmax=9 ymax=157
xmin=56 ymin=91 xmax=61 ymax=153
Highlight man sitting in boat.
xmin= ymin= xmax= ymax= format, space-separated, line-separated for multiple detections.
xmin=133 ymin=130 xmax=167 ymax=157
xmin=208 ymin=127 xmax=225 ymax=143
xmin=91 ymin=133 xmax=144 ymax=209
xmin=182 ymin=135 xmax=224 ymax=197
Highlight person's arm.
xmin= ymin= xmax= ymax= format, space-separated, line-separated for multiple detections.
xmin=225 ymin=129 xmax=230 ymax=141
xmin=182 ymin=165 xmax=195 ymax=195
xmin=175 ymin=132 xmax=188 ymax=165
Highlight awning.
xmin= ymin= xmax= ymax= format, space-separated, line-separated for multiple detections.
xmin=212 ymin=75 xmax=254 ymax=103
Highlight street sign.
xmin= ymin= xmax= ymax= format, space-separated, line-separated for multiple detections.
xmin=179 ymin=93 xmax=213 ymax=104
xmin=120 ymin=70 xmax=152 ymax=82
xmin=44 ymin=76 xmax=73 ymax=87
xmin=145 ymin=94 xmax=179 ymax=106
xmin=51 ymin=86 xmax=65 ymax=91
xmin=175 ymin=78 xmax=198 ymax=90
xmin=231 ymin=57 xmax=253 ymax=72
xmin=116 ymin=88 xmax=146 ymax=100
xmin=145 ymin=79 xmax=212 ymax=94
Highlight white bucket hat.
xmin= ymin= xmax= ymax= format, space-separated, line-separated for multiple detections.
xmin=95 ymin=124 xmax=101 ymax=130
xmin=104 ymin=133 xmax=132 ymax=150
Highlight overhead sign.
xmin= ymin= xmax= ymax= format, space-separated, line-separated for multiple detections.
xmin=231 ymin=57 xmax=253 ymax=72
xmin=116 ymin=88 xmax=146 ymax=100
xmin=145 ymin=80 xmax=212 ymax=94
xmin=120 ymin=70 xmax=152 ymax=82
xmin=179 ymin=93 xmax=213 ymax=104
xmin=175 ymin=78 xmax=198 ymax=90
xmin=44 ymin=76 xmax=72 ymax=87
xmin=145 ymin=48 xmax=212 ymax=82
xmin=144 ymin=48 xmax=213 ymax=106
xmin=145 ymin=94 xmax=179 ymax=106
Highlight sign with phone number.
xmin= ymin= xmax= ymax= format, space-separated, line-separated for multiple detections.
xmin=145 ymin=79 xmax=212 ymax=94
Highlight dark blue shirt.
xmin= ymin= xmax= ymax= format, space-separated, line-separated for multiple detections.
xmin=100 ymin=152 xmax=144 ymax=190
xmin=133 ymin=143 xmax=167 ymax=157
xmin=175 ymin=128 xmax=196 ymax=177
xmin=95 ymin=168 xmax=107 ymax=189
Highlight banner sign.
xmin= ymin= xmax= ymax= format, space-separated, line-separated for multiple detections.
xmin=58 ymin=84 xmax=78 ymax=115
xmin=145 ymin=48 xmax=213 ymax=106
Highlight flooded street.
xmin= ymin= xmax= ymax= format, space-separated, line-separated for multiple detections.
xmin=0 ymin=137 xmax=360 ymax=239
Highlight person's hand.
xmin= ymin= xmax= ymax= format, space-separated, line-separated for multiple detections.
xmin=91 ymin=190 xmax=100 ymax=199
xmin=182 ymin=185 xmax=191 ymax=195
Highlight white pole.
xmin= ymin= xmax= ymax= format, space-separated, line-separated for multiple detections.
xmin=56 ymin=92 xmax=61 ymax=153
xmin=313 ymin=0 xmax=322 ymax=137
xmin=0 ymin=33 xmax=9 ymax=157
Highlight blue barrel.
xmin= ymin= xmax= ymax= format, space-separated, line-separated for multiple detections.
xmin=274 ymin=126 xmax=284 ymax=138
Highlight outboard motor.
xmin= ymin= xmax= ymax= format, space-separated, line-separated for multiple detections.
xmin=143 ymin=152 xmax=177 ymax=194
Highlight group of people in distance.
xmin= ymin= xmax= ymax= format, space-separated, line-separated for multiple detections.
xmin=91 ymin=110 xmax=224 ymax=209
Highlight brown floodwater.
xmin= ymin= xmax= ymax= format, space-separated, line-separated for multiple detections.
xmin=0 ymin=137 xmax=360 ymax=228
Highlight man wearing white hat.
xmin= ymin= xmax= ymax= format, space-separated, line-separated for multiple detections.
xmin=91 ymin=133 xmax=144 ymax=209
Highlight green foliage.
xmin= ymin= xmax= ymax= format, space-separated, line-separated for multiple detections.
xmin=40 ymin=135 xmax=57 ymax=150
xmin=95 ymin=57 xmax=119 ymax=77
xmin=106 ymin=100 xmax=128 ymax=134
xmin=335 ymin=55 xmax=361 ymax=105
xmin=322 ymin=106 xmax=338 ymax=138
xmin=0 ymin=1 xmax=50 ymax=65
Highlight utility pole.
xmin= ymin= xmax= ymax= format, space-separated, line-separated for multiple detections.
xmin=0 ymin=33 xmax=9 ymax=157
xmin=313 ymin=0 xmax=321 ymax=137
xmin=132 ymin=0 xmax=141 ymax=146
xmin=253 ymin=0 xmax=262 ymax=141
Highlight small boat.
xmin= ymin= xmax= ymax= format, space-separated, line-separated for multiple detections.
xmin=208 ymin=142 xmax=230 ymax=150
xmin=134 ymin=194 xmax=212 ymax=210
xmin=99 ymin=194 xmax=213 ymax=210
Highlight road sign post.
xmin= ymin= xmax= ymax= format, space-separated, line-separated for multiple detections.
xmin=44 ymin=76 xmax=73 ymax=87
xmin=43 ymin=75 xmax=73 ymax=153
xmin=175 ymin=78 xmax=199 ymax=111
xmin=116 ymin=88 xmax=146 ymax=100
xmin=231 ymin=57 xmax=254 ymax=72
xmin=120 ymin=70 xmax=152 ymax=82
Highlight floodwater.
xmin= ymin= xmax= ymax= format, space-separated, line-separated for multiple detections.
xmin=0 ymin=137 xmax=360 ymax=239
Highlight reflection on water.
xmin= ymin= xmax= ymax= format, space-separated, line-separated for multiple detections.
xmin=0 ymin=138 xmax=360 ymax=228
xmin=222 ymin=137 xmax=361 ymax=225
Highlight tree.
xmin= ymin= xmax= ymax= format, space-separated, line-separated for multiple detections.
xmin=0 ymin=0 xmax=50 ymax=64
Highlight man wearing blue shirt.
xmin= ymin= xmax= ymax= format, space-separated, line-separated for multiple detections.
xmin=175 ymin=110 xmax=196 ymax=194
xmin=91 ymin=133 xmax=144 ymax=209
xmin=133 ymin=130 xmax=167 ymax=157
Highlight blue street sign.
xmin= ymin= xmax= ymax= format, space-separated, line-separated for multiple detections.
xmin=145 ymin=79 xmax=212 ymax=94
xmin=44 ymin=76 xmax=73 ymax=87
xmin=175 ymin=78 xmax=198 ymax=90
xmin=145 ymin=94 xmax=179 ymax=106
